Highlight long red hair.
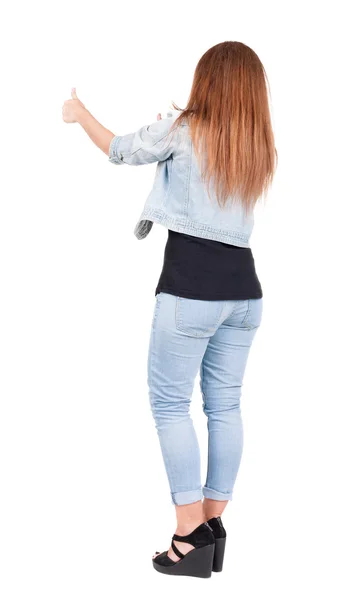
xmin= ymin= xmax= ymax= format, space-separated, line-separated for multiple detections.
xmin=170 ymin=41 xmax=277 ymax=213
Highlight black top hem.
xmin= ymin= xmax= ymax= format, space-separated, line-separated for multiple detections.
xmin=155 ymin=286 xmax=263 ymax=301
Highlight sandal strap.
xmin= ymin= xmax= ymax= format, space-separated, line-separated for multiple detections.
xmin=172 ymin=523 xmax=213 ymax=548
xmin=173 ymin=531 xmax=194 ymax=545
xmin=171 ymin=539 xmax=185 ymax=559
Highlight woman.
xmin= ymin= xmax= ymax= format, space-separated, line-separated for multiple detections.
xmin=62 ymin=41 xmax=277 ymax=578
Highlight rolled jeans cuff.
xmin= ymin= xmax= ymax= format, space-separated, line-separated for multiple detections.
xmin=171 ymin=488 xmax=203 ymax=506
xmin=203 ymin=486 xmax=233 ymax=501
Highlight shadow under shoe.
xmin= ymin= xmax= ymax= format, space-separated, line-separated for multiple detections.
xmin=152 ymin=522 xmax=215 ymax=578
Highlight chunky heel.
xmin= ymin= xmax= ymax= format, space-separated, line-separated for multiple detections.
xmin=152 ymin=522 xmax=215 ymax=578
xmin=213 ymin=537 xmax=226 ymax=572
xmin=207 ymin=516 xmax=227 ymax=572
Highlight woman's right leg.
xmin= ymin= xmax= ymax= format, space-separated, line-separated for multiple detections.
xmin=201 ymin=298 xmax=263 ymax=515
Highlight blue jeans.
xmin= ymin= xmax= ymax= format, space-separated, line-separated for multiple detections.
xmin=147 ymin=292 xmax=263 ymax=506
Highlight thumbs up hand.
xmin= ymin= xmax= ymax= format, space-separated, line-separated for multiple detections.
xmin=62 ymin=87 xmax=86 ymax=123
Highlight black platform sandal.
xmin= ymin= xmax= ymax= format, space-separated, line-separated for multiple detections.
xmin=152 ymin=522 xmax=215 ymax=578
xmin=207 ymin=516 xmax=227 ymax=572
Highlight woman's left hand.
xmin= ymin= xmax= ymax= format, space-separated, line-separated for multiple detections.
xmin=62 ymin=88 xmax=86 ymax=123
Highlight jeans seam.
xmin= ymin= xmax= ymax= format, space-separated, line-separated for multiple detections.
xmin=216 ymin=302 xmax=227 ymax=329
xmin=200 ymin=359 xmax=206 ymax=411
xmin=147 ymin=295 xmax=162 ymax=389
xmin=241 ymin=299 xmax=252 ymax=328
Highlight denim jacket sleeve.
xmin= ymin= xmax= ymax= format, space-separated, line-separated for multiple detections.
xmin=108 ymin=117 xmax=177 ymax=166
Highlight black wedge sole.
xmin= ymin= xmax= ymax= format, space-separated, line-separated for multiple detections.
xmin=153 ymin=543 xmax=215 ymax=578
xmin=212 ymin=537 xmax=226 ymax=572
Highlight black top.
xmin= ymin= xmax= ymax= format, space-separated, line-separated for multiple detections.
xmin=155 ymin=229 xmax=263 ymax=300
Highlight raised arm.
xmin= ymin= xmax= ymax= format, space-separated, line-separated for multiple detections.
xmin=62 ymin=88 xmax=115 ymax=155
xmin=62 ymin=88 xmax=177 ymax=164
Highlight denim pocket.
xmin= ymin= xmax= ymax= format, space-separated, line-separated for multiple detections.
xmin=241 ymin=298 xmax=263 ymax=330
xmin=175 ymin=296 xmax=225 ymax=337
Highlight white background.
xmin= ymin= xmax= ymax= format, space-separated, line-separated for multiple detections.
xmin=1 ymin=1 xmax=343 ymax=598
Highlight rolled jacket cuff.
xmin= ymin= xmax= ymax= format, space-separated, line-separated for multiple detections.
xmin=108 ymin=135 xmax=124 ymax=164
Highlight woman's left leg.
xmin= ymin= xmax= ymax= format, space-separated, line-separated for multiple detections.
xmin=148 ymin=291 xmax=219 ymax=561
xmin=150 ymin=292 xmax=249 ymax=566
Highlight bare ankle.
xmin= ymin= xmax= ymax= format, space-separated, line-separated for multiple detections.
xmin=175 ymin=518 xmax=204 ymax=536
xmin=205 ymin=512 xmax=222 ymax=520
xmin=175 ymin=500 xmax=205 ymax=535
xmin=203 ymin=498 xmax=228 ymax=521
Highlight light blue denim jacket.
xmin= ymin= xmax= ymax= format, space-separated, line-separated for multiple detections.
xmin=108 ymin=110 xmax=254 ymax=247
